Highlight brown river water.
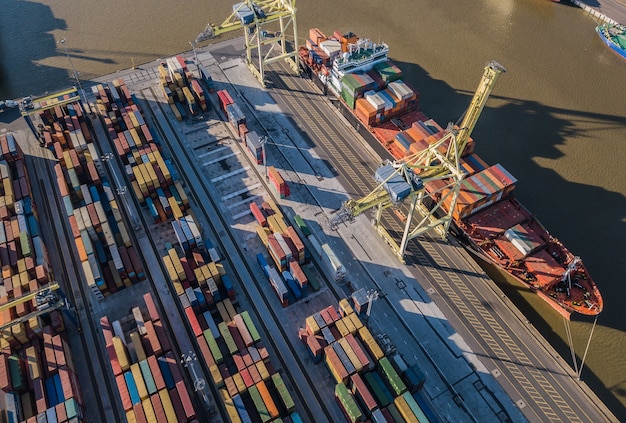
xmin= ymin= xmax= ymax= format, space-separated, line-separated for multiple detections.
xmin=1 ymin=0 xmax=625 ymax=418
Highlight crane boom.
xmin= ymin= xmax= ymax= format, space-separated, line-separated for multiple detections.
xmin=333 ymin=61 xmax=505 ymax=262
xmin=195 ymin=0 xmax=299 ymax=86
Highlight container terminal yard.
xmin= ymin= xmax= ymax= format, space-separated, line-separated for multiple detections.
xmin=0 ymin=32 xmax=619 ymax=423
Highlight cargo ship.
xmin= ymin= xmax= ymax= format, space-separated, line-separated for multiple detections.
xmin=299 ymin=29 xmax=603 ymax=318
xmin=596 ymin=23 xmax=626 ymax=60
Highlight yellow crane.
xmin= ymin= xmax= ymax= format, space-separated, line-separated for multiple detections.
xmin=331 ymin=61 xmax=506 ymax=262
xmin=0 ymin=283 xmax=80 ymax=334
xmin=194 ymin=0 xmax=299 ymax=87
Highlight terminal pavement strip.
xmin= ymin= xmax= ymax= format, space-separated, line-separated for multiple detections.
xmin=261 ymin=61 xmax=612 ymax=423
xmin=138 ymin=86 xmax=334 ymax=423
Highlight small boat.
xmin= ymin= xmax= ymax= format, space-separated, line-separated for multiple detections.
xmin=596 ymin=23 xmax=626 ymax=60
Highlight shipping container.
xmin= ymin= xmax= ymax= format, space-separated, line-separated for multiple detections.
xmin=335 ymin=382 xmax=364 ymax=423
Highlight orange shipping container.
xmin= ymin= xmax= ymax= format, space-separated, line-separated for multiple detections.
xmin=256 ymin=380 xmax=279 ymax=419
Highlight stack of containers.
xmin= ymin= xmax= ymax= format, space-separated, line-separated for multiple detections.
xmin=0 ymin=135 xmax=86 ymax=421
xmin=341 ymin=74 xmax=375 ymax=110
xmin=373 ymin=165 xmax=412 ymax=204
xmin=267 ymin=167 xmax=290 ymax=198
xmin=195 ymin=296 xmax=298 ymax=422
xmin=441 ymin=164 xmax=517 ymax=220
xmin=39 ymin=99 xmax=147 ymax=297
xmin=256 ymin=253 xmax=288 ymax=307
xmin=198 ymin=65 xmax=215 ymax=93
xmin=171 ymin=214 xmax=203 ymax=254
xmin=101 ymin=293 xmax=197 ymax=423
xmin=92 ymin=79 xmax=191 ymax=229
xmin=245 ymin=131 xmax=264 ymax=165
xmin=300 ymin=301 xmax=428 ymax=422
xmin=373 ymin=61 xmax=403 ymax=84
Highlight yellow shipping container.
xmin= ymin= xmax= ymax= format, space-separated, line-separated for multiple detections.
xmin=358 ymin=326 xmax=385 ymax=361
xmin=129 ymin=113 xmax=139 ymax=129
xmin=256 ymin=361 xmax=270 ymax=380
xmin=194 ymin=267 xmax=205 ymax=286
xmin=210 ymin=364 xmax=224 ymax=387
xmin=130 ymin=127 xmax=142 ymax=147
xmin=305 ymin=316 xmax=319 ymax=335
xmin=141 ymin=398 xmax=157 ymax=423
xmin=131 ymin=363 xmax=149 ymax=400
xmin=112 ymin=336 xmax=130 ymax=371
xmin=216 ymin=302 xmax=230 ymax=324
xmin=130 ymin=331 xmax=146 ymax=362
xmin=232 ymin=372 xmax=246 ymax=394
xmin=220 ymin=388 xmax=243 ymax=423
xmin=145 ymin=163 xmax=159 ymax=189
xmin=394 ymin=395 xmax=417 ymax=422
xmin=335 ymin=319 xmax=349 ymax=338
xmin=170 ymin=103 xmax=182 ymax=121
xmin=223 ymin=298 xmax=236 ymax=321
xmin=131 ymin=180 xmax=144 ymax=202
xmin=158 ymin=389 xmax=178 ymax=423
xmin=255 ymin=226 xmax=270 ymax=247
xmin=342 ymin=315 xmax=356 ymax=335
xmin=339 ymin=298 xmax=354 ymax=316
xmin=349 ymin=313 xmax=364 ymax=331
xmin=25 ymin=346 xmax=40 ymax=380
xmin=174 ymin=181 xmax=188 ymax=206
xmin=126 ymin=410 xmax=137 ymax=423
xmin=338 ymin=337 xmax=362 ymax=373
xmin=168 ymin=196 xmax=182 ymax=220
xmin=162 ymin=256 xmax=178 ymax=283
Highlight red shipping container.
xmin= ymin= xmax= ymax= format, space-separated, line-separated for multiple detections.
xmin=248 ymin=364 xmax=261 ymax=384
xmin=143 ymin=293 xmax=160 ymax=322
xmin=326 ymin=306 xmax=340 ymax=322
xmin=107 ymin=344 xmax=122 ymax=376
xmin=59 ymin=366 xmax=74 ymax=400
xmin=184 ymin=307 xmax=202 ymax=338
xmin=133 ymin=401 xmax=148 ymax=423
xmin=196 ymin=335 xmax=215 ymax=367
xmin=165 ymin=351 xmax=183 ymax=384
xmin=147 ymin=355 xmax=165 ymax=391
xmin=142 ymin=320 xmax=162 ymax=357
xmin=176 ymin=380 xmax=196 ymax=419
xmin=55 ymin=401 xmax=68 ymax=422
xmin=250 ymin=202 xmax=267 ymax=227
xmin=116 ymin=373 xmax=132 ymax=410
xmin=33 ymin=377 xmax=46 ymax=413
xmin=227 ymin=322 xmax=247 ymax=353
xmin=150 ymin=392 xmax=167 ymax=423
xmin=0 ymin=353 xmax=10 ymax=392
xmin=242 ymin=353 xmax=253 ymax=368
xmin=52 ymin=335 xmax=66 ymax=367
xmin=153 ymin=320 xmax=172 ymax=353
xmin=43 ymin=331 xmax=57 ymax=375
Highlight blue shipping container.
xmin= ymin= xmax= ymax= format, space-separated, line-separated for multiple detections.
xmin=283 ymin=271 xmax=302 ymax=300
xmin=45 ymin=377 xmax=58 ymax=406
xmin=257 ymin=253 xmax=270 ymax=277
xmin=157 ymin=356 xmax=175 ymax=390
xmin=124 ymin=371 xmax=141 ymax=405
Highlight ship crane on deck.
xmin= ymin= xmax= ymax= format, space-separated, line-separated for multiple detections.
xmin=331 ymin=61 xmax=506 ymax=263
xmin=194 ymin=0 xmax=299 ymax=87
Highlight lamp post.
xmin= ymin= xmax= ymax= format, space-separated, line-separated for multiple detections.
xmin=260 ymin=135 xmax=269 ymax=179
xmin=190 ymin=41 xmax=200 ymax=74
xmin=102 ymin=153 xmax=141 ymax=231
xmin=365 ymin=289 xmax=379 ymax=327
xmin=57 ymin=38 xmax=89 ymax=113
xmin=181 ymin=351 xmax=214 ymax=413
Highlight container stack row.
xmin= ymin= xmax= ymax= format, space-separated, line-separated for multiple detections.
xmin=92 ymin=79 xmax=192 ymax=226
xmin=197 ymin=296 xmax=302 ymax=423
xmin=0 ymin=133 xmax=85 ymax=422
xmin=252 ymin=201 xmax=314 ymax=305
xmin=157 ymin=56 xmax=211 ymax=120
xmin=216 ymin=89 xmax=247 ymax=141
xmin=266 ymin=167 xmax=290 ymax=199
xmin=100 ymin=293 xmax=198 ymax=423
xmin=39 ymin=98 xmax=145 ymax=298
xmin=299 ymin=300 xmax=430 ymax=423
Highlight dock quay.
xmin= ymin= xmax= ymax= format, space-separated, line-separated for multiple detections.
xmin=0 ymin=35 xmax=618 ymax=423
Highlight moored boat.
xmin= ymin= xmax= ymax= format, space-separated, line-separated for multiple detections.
xmin=596 ymin=23 xmax=626 ymax=60
xmin=299 ymin=28 xmax=603 ymax=318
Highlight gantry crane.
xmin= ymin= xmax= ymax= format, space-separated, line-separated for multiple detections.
xmin=194 ymin=0 xmax=299 ymax=87
xmin=0 ymin=283 xmax=80 ymax=334
xmin=331 ymin=61 xmax=506 ymax=262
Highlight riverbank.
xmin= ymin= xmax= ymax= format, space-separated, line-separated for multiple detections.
xmin=575 ymin=0 xmax=626 ymax=24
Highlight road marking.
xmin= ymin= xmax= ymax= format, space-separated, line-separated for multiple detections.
xmin=211 ymin=166 xmax=250 ymax=183
xmin=201 ymin=151 xmax=240 ymax=166
xmin=221 ymin=183 xmax=262 ymax=201
xmin=198 ymin=145 xmax=230 ymax=158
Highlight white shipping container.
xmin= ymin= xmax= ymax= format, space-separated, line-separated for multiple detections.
xmin=81 ymin=184 xmax=93 ymax=205
xmin=17 ymin=214 xmax=28 ymax=234
xmin=268 ymin=267 xmax=288 ymax=297
xmin=203 ymin=311 xmax=220 ymax=339
xmin=101 ymin=221 xmax=115 ymax=247
xmin=208 ymin=248 xmax=220 ymax=263
xmin=109 ymin=244 xmax=124 ymax=271
xmin=132 ymin=307 xmax=147 ymax=335
xmin=273 ymin=232 xmax=292 ymax=260
xmin=94 ymin=201 xmax=107 ymax=225
xmin=112 ymin=320 xmax=126 ymax=345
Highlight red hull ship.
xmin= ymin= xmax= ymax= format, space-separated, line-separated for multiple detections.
xmin=299 ymin=28 xmax=603 ymax=318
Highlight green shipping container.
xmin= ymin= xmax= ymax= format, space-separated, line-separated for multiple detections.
xmin=8 ymin=355 xmax=25 ymax=392
xmin=203 ymin=329 xmax=223 ymax=364
xmin=335 ymin=382 xmax=363 ymax=423
xmin=241 ymin=311 xmax=261 ymax=343
xmin=139 ymin=360 xmax=157 ymax=395
xmin=364 ymin=372 xmax=392 ymax=407
xmin=403 ymin=391 xmax=430 ymax=423
xmin=271 ymin=373 xmax=295 ymax=413
xmin=218 ymin=322 xmax=238 ymax=355
xmin=379 ymin=357 xmax=407 ymax=396
xmin=19 ymin=232 xmax=31 ymax=257
xmin=248 ymin=385 xmax=271 ymax=423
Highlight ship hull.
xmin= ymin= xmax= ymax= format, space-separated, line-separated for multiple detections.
xmin=298 ymin=37 xmax=602 ymax=317
xmin=596 ymin=24 xmax=626 ymax=60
